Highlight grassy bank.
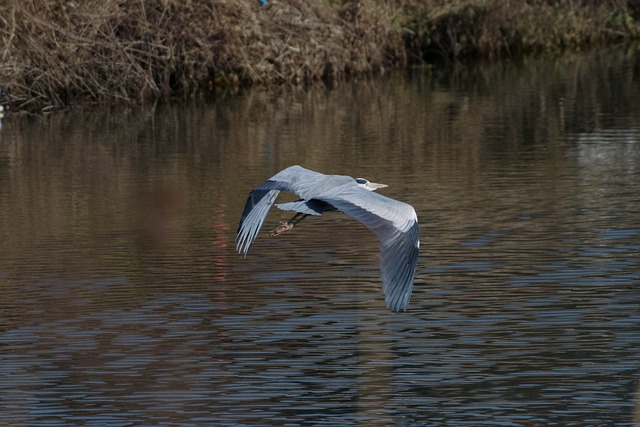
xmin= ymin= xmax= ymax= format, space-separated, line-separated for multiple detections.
xmin=0 ymin=0 xmax=638 ymax=112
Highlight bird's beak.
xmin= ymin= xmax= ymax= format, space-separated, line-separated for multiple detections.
xmin=367 ymin=182 xmax=388 ymax=190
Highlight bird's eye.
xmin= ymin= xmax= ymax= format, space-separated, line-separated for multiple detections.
xmin=355 ymin=178 xmax=368 ymax=184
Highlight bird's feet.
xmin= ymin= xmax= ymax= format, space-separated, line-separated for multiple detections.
xmin=270 ymin=221 xmax=294 ymax=237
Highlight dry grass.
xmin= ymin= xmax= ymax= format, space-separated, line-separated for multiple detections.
xmin=404 ymin=0 xmax=640 ymax=60
xmin=0 ymin=0 xmax=638 ymax=112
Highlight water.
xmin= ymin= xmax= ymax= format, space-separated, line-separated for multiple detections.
xmin=1 ymin=48 xmax=640 ymax=426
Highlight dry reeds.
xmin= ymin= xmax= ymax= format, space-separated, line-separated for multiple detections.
xmin=0 ymin=0 xmax=638 ymax=112
xmin=404 ymin=0 xmax=640 ymax=60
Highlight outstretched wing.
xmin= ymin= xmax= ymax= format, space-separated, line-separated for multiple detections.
xmin=236 ymin=165 xmax=326 ymax=256
xmin=319 ymin=187 xmax=419 ymax=312
xmin=236 ymin=165 xmax=419 ymax=312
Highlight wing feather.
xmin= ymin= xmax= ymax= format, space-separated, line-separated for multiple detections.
xmin=319 ymin=187 xmax=419 ymax=312
xmin=236 ymin=188 xmax=280 ymax=256
xmin=235 ymin=166 xmax=327 ymax=256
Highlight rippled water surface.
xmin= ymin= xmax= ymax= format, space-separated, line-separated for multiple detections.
xmin=1 ymin=48 xmax=640 ymax=426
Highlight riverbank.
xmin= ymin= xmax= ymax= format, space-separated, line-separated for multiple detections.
xmin=1 ymin=0 xmax=638 ymax=113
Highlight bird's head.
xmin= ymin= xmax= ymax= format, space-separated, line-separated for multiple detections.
xmin=355 ymin=177 xmax=388 ymax=191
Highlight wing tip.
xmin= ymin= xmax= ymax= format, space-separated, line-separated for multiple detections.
xmin=386 ymin=293 xmax=412 ymax=312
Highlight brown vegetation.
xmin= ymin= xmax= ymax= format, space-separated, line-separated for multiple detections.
xmin=0 ymin=0 xmax=638 ymax=112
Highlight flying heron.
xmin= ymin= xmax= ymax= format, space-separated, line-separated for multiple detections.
xmin=236 ymin=165 xmax=419 ymax=311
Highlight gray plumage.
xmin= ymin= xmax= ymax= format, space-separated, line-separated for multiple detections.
xmin=236 ymin=165 xmax=419 ymax=312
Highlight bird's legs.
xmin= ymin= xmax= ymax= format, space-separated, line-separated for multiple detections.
xmin=270 ymin=213 xmax=309 ymax=236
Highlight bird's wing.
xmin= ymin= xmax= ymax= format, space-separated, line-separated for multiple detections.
xmin=236 ymin=166 xmax=326 ymax=256
xmin=319 ymin=187 xmax=419 ymax=312
xmin=275 ymin=199 xmax=327 ymax=216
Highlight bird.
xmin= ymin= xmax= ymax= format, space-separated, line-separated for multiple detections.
xmin=0 ymin=87 xmax=5 ymax=127
xmin=236 ymin=165 xmax=419 ymax=311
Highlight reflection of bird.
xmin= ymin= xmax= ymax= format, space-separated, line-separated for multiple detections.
xmin=0 ymin=87 xmax=5 ymax=129
xmin=0 ymin=87 xmax=5 ymax=116
xmin=236 ymin=165 xmax=419 ymax=311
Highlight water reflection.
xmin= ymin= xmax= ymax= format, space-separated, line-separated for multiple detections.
xmin=1 ymin=47 xmax=640 ymax=426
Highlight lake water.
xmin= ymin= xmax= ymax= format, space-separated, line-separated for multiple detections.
xmin=1 ymin=48 xmax=639 ymax=426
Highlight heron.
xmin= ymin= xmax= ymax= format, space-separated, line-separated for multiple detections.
xmin=236 ymin=165 xmax=419 ymax=311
